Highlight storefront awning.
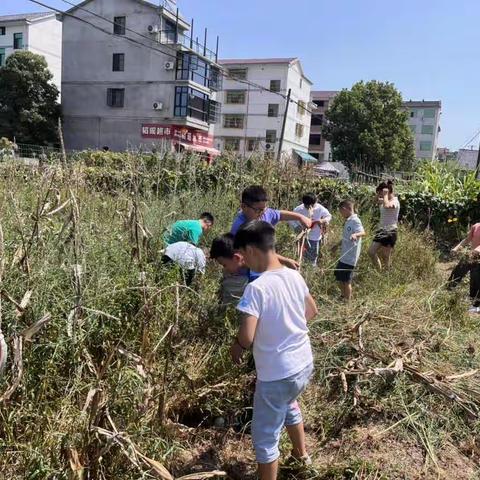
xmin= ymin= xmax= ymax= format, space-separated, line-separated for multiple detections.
xmin=177 ymin=143 xmax=221 ymax=157
xmin=293 ymin=149 xmax=318 ymax=163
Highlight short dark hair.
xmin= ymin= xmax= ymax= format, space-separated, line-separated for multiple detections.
xmin=339 ymin=199 xmax=354 ymax=210
xmin=241 ymin=185 xmax=268 ymax=204
xmin=210 ymin=233 xmax=235 ymax=259
xmin=200 ymin=212 xmax=214 ymax=224
xmin=302 ymin=192 xmax=317 ymax=207
xmin=234 ymin=221 xmax=275 ymax=253
xmin=376 ymin=179 xmax=394 ymax=194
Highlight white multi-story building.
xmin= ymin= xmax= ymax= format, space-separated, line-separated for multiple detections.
xmin=0 ymin=12 xmax=62 ymax=91
xmin=213 ymin=58 xmax=314 ymax=162
xmin=404 ymin=100 xmax=441 ymax=161
xmin=61 ymin=0 xmax=221 ymax=153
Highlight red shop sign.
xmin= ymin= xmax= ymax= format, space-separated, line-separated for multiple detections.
xmin=141 ymin=124 xmax=214 ymax=148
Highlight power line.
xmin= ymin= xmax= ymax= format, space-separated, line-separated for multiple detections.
xmin=29 ymin=0 xmax=316 ymax=116
xmin=459 ymin=128 xmax=480 ymax=151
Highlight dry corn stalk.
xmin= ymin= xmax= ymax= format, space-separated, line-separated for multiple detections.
xmin=0 ymin=335 xmax=23 ymax=402
xmin=21 ymin=313 xmax=52 ymax=341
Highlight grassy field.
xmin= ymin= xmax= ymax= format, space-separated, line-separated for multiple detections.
xmin=0 ymin=157 xmax=479 ymax=479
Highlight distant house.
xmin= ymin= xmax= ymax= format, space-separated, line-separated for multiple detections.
xmin=214 ymin=57 xmax=314 ymax=161
xmin=60 ymin=0 xmax=221 ymax=153
xmin=0 ymin=12 xmax=62 ymax=91
xmin=457 ymin=148 xmax=479 ymax=171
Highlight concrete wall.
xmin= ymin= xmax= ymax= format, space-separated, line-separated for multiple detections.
xmin=214 ymin=60 xmax=312 ymax=158
xmin=0 ymin=21 xmax=28 ymax=60
xmin=28 ymin=17 xmax=62 ymax=91
xmin=62 ymin=0 xmax=215 ymax=151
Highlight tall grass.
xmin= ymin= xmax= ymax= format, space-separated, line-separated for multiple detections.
xmin=0 ymin=156 xmax=479 ymax=479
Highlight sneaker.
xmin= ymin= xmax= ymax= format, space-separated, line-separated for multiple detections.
xmin=284 ymin=453 xmax=313 ymax=467
xmin=468 ymin=306 xmax=480 ymax=314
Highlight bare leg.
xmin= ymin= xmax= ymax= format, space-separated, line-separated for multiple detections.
xmin=368 ymin=242 xmax=383 ymax=271
xmin=379 ymin=246 xmax=393 ymax=269
xmin=343 ymin=282 xmax=352 ymax=301
xmin=258 ymin=460 xmax=279 ymax=480
xmin=286 ymin=422 xmax=308 ymax=459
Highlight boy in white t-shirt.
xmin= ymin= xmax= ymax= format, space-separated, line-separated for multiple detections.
xmin=291 ymin=193 xmax=332 ymax=265
xmin=231 ymin=221 xmax=318 ymax=479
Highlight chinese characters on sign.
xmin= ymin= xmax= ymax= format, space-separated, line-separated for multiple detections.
xmin=141 ymin=124 xmax=214 ymax=148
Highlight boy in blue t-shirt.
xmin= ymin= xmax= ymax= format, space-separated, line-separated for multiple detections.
xmin=332 ymin=200 xmax=366 ymax=301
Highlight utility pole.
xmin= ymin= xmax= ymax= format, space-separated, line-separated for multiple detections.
xmin=276 ymin=88 xmax=291 ymax=163
xmin=476 ymin=138 xmax=480 ymax=179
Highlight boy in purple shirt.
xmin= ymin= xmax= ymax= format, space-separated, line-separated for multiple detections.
xmin=231 ymin=186 xmax=311 ymax=270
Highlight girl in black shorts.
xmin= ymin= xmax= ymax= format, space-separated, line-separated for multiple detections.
xmin=368 ymin=180 xmax=400 ymax=271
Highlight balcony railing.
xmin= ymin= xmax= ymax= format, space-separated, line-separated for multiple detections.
xmin=158 ymin=30 xmax=218 ymax=62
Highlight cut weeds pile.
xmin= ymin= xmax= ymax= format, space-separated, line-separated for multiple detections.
xmin=0 ymin=156 xmax=479 ymax=480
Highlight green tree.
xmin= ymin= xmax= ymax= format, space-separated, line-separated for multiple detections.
xmin=323 ymin=80 xmax=415 ymax=171
xmin=0 ymin=51 xmax=60 ymax=145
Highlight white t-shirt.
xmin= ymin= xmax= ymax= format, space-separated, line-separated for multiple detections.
xmin=379 ymin=197 xmax=400 ymax=230
xmin=164 ymin=242 xmax=206 ymax=273
xmin=291 ymin=203 xmax=332 ymax=241
xmin=236 ymin=267 xmax=313 ymax=382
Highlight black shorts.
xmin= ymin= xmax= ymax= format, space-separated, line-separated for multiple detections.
xmin=373 ymin=229 xmax=398 ymax=248
xmin=334 ymin=261 xmax=355 ymax=283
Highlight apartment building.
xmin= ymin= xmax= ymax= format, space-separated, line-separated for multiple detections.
xmin=213 ymin=58 xmax=314 ymax=161
xmin=0 ymin=12 xmax=62 ymax=90
xmin=61 ymin=0 xmax=221 ymax=152
xmin=308 ymin=91 xmax=338 ymax=162
xmin=404 ymin=100 xmax=441 ymax=161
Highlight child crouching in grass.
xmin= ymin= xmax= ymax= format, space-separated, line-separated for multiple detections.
xmin=231 ymin=221 xmax=318 ymax=479
xmin=332 ymin=200 xmax=366 ymax=301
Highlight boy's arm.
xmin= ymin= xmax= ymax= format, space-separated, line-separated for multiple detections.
xmin=277 ymin=254 xmax=299 ymax=270
xmin=452 ymin=234 xmax=472 ymax=253
xmin=381 ymin=192 xmax=397 ymax=209
xmin=305 ymin=294 xmax=318 ymax=322
xmin=231 ymin=313 xmax=258 ymax=365
xmin=351 ymin=231 xmax=366 ymax=241
xmin=280 ymin=210 xmax=312 ymax=229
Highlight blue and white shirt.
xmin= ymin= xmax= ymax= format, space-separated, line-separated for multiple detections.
xmin=340 ymin=214 xmax=364 ymax=267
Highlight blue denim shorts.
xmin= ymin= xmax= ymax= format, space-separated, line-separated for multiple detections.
xmin=252 ymin=363 xmax=314 ymax=464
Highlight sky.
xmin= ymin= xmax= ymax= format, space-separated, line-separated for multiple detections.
xmin=2 ymin=0 xmax=480 ymax=150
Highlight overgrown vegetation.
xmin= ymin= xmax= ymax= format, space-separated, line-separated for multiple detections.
xmin=0 ymin=154 xmax=479 ymax=479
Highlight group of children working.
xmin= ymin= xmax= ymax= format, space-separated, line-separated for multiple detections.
xmin=161 ymin=182 xmax=403 ymax=479
xmin=161 ymin=180 xmax=480 ymax=478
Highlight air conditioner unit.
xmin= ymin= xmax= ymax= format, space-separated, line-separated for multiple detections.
xmin=153 ymin=102 xmax=163 ymax=111
xmin=164 ymin=61 xmax=175 ymax=70
xmin=265 ymin=143 xmax=274 ymax=151
xmin=147 ymin=25 xmax=159 ymax=33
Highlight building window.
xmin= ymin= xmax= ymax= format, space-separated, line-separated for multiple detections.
xmin=309 ymin=134 xmax=321 ymax=145
xmin=311 ymin=114 xmax=323 ymax=126
xmin=112 ymin=53 xmax=125 ymax=72
xmin=225 ymin=90 xmax=246 ymax=104
xmin=224 ymin=138 xmax=241 ymax=151
xmin=295 ymin=124 xmax=304 ymax=138
xmin=270 ymin=80 xmax=281 ymax=92
xmin=266 ymin=130 xmax=277 ymax=144
xmin=297 ymin=100 xmax=306 ymax=116
xmin=247 ymin=139 xmax=259 ymax=151
xmin=423 ymin=108 xmax=435 ymax=118
xmin=0 ymin=48 xmax=5 ymax=68
xmin=268 ymin=104 xmax=279 ymax=117
xmin=410 ymin=110 xmax=416 ymax=118
xmin=223 ymin=114 xmax=244 ymax=129
xmin=113 ymin=16 xmax=126 ymax=35
xmin=314 ymin=100 xmax=324 ymax=108
xmin=421 ymin=125 xmax=434 ymax=135
xmin=176 ymin=52 xmax=221 ymax=91
xmin=409 ymin=125 xmax=416 ymax=133
xmin=300 ymin=78 xmax=303 ymax=88
xmin=13 ymin=33 xmax=23 ymax=50
xmin=174 ymin=86 xmax=210 ymax=122
xmin=208 ymin=99 xmax=221 ymax=124
xmin=420 ymin=141 xmax=432 ymax=151
xmin=228 ymin=68 xmax=247 ymax=80
xmin=0 ymin=27 xmax=5 ymax=36
xmin=107 ymin=88 xmax=125 ymax=108
xmin=310 ymin=153 xmax=320 ymax=161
